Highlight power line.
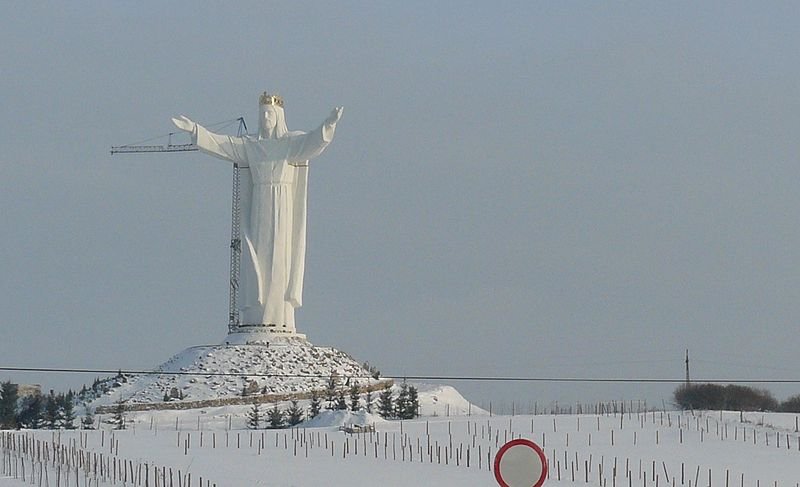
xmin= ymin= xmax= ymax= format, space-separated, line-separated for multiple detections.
xmin=0 ymin=366 xmax=798 ymax=384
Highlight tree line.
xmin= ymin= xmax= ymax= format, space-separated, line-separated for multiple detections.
xmin=674 ymin=383 xmax=800 ymax=412
xmin=244 ymin=378 xmax=420 ymax=430
xmin=0 ymin=381 xmax=86 ymax=430
xmin=2 ymin=376 xmax=424 ymax=432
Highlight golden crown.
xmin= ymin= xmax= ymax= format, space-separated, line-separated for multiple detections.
xmin=259 ymin=92 xmax=284 ymax=107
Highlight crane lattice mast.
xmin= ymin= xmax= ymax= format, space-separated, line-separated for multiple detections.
xmin=110 ymin=118 xmax=248 ymax=333
xmin=227 ymin=146 xmax=244 ymax=332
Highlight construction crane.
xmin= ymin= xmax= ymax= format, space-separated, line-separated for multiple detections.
xmin=111 ymin=118 xmax=248 ymax=333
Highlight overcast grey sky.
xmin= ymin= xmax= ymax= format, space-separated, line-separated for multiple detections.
xmin=2 ymin=1 xmax=799 ymax=408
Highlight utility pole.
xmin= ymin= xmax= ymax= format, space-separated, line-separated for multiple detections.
xmin=685 ymin=349 xmax=690 ymax=385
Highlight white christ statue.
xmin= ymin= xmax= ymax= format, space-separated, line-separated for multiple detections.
xmin=172 ymin=93 xmax=342 ymax=335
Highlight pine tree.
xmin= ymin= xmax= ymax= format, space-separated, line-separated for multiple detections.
xmin=406 ymin=385 xmax=420 ymax=419
xmin=309 ymin=390 xmax=321 ymax=419
xmin=0 ymin=381 xmax=19 ymax=429
xmin=286 ymin=400 xmax=304 ymax=426
xmin=110 ymin=400 xmax=126 ymax=430
xmin=246 ymin=402 xmax=261 ymax=430
xmin=349 ymin=382 xmax=361 ymax=411
xmin=44 ymin=392 xmax=62 ymax=429
xmin=325 ymin=374 xmax=338 ymax=410
xmin=395 ymin=382 xmax=410 ymax=420
xmin=267 ymin=403 xmax=284 ymax=429
xmin=17 ymin=395 xmax=44 ymax=429
xmin=61 ymin=391 xmax=76 ymax=429
xmin=364 ymin=388 xmax=374 ymax=414
xmin=335 ymin=388 xmax=348 ymax=410
xmin=394 ymin=382 xmax=420 ymax=420
xmin=378 ymin=384 xmax=394 ymax=419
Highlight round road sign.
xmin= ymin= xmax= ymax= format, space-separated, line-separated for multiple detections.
xmin=493 ymin=438 xmax=548 ymax=487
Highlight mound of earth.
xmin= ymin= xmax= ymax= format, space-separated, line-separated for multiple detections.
xmin=86 ymin=338 xmax=384 ymax=410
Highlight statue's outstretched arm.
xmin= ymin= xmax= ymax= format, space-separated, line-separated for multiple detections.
xmin=172 ymin=115 xmax=244 ymax=164
xmin=286 ymin=107 xmax=343 ymax=163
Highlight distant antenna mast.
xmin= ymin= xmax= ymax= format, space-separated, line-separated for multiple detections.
xmin=110 ymin=118 xmax=248 ymax=333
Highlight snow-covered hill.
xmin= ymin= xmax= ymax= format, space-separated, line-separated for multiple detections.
xmin=86 ymin=339 xmax=385 ymax=409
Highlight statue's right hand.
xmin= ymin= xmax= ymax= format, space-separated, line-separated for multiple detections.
xmin=171 ymin=115 xmax=196 ymax=133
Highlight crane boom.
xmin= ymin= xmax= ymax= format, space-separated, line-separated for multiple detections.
xmin=110 ymin=143 xmax=197 ymax=154
xmin=110 ymin=118 xmax=248 ymax=332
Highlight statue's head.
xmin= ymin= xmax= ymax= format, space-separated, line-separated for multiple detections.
xmin=258 ymin=92 xmax=288 ymax=139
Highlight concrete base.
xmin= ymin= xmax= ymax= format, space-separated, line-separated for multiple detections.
xmin=223 ymin=325 xmax=307 ymax=345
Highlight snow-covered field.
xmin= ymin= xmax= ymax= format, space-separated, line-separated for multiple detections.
xmin=3 ymin=388 xmax=800 ymax=486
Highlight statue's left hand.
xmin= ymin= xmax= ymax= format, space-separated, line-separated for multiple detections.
xmin=326 ymin=107 xmax=344 ymax=125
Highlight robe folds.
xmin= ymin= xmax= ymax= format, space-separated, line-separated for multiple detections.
xmin=192 ymin=121 xmax=336 ymax=332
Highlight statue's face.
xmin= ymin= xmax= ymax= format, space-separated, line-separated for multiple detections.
xmin=261 ymin=105 xmax=278 ymax=131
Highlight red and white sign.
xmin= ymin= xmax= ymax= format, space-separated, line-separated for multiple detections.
xmin=493 ymin=438 xmax=548 ymax=487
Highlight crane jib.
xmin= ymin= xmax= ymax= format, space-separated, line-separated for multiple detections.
xmin=110 ymin=144 xmax=198 ymax=154
xmin=108 ymin=115 xmax=249 ymax=330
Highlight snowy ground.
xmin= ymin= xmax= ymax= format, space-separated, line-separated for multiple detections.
xmin=2 ymin=389 xmax=800 ymax=486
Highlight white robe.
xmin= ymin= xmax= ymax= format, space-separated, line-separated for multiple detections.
xmin=192 ymin=121 xmax=336 ymax=333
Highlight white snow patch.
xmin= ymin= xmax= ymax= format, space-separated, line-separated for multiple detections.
xmin=302 ymin=409 xmax=386 ymax=428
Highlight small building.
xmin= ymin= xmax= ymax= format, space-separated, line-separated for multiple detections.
xmin=16 ymin=384 xmax=42 ymax=398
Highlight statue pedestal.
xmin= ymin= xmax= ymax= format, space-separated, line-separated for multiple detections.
xmin=223 ymin=325 xmax=307 ymax=345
